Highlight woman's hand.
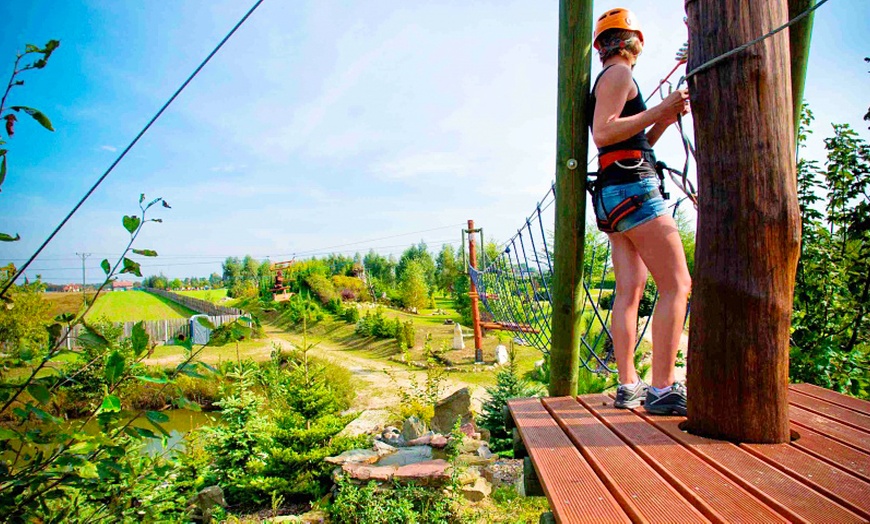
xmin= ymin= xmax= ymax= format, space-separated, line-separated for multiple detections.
xmin=657 ymin=88 xmax=690 ymax=126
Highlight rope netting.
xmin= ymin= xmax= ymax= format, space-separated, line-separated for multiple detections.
xmin=469 ymin=183 xmax=693 ymax=374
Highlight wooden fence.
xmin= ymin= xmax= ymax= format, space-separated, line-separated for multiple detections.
xmin=145 ymin=288 xmax=242 ymax=316
xmin=61 ymin=314 xmax=242 ymax=349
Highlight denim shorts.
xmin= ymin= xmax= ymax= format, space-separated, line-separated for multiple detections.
xmin=593 ymin=176 xmax=668 ymax=233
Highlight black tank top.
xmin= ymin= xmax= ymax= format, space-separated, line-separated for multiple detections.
xmin=589 ymin=65 xmax=653 ymax=154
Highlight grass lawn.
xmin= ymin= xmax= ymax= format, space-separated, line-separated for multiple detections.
xmin=43 ymin=292 xmax=95 ymax=318
xmin=86 ymin=290 xmax=197 ymax=322
xmin=177 ymin=289 xmax=229 ymax=304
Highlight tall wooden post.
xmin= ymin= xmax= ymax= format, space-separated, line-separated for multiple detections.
xmin=467 ymin=220 xmax=484 ymax=363
xmin=685 ymin=0 xmax=801 ymax=443
xmin=549 ymin=0 xmax=593 ymax=397
xmin=788 ymin=0 xmax=816 ymax=138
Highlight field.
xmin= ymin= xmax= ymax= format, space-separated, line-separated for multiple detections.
xmin=85 ymin=290 xmax=197 ymax=322
xmin=176 ymin=289 xmax=228 ymax=304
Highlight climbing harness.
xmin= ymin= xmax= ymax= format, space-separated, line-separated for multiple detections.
xmin=593 ymin=188 xmax=663 ymax=234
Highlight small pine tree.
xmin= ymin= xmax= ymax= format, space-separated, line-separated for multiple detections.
xmin=478 ymin=341 xmax=542 ymax=454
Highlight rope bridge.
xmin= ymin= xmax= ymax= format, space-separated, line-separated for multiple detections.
xmin=469 ymin=182 xmax=692 ymax=374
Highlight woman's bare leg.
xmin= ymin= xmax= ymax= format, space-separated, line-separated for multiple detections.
xmin=624 ymin=215 xmax=691 ymax=389
xmin=609 ymin=232 xmax=649 ymax=385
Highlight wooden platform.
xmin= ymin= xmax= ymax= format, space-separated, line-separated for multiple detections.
xmin=508 ymin=383 xmax=870 ymax=523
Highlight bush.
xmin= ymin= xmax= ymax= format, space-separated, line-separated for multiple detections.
xmin=329 ymin=477 xmax=459 ymax=524
xmin=343 ymin=306 xmax=360 ymax=324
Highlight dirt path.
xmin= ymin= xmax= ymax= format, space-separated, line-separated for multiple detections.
xmin=263 ymin=325 xmax=487 ymax=412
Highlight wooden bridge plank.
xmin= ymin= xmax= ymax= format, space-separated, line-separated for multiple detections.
xmin=789 ymin=384 xmax=870 ymax=416
xmin=789 ymin=390 xmax=870 ymax=434
xmin=789 ymin=424 xmax=870 ymax=484
xmin=580 ymin=394 xmax=787 ymax=523
xmin=641 ymin=412 xmax=866 ymax=523
xmin=508 ymin=398 xmax=630 ymax=524
xmin=790 ymin=405 xmax=870 ymax=452
xmin=741 ymin=441 xmax=870 ymax=520
xmin=543 ymin=396 xmax=712 ymax=524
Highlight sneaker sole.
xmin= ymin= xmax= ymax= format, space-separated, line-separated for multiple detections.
xmin=644 ymin=405 xmax=687 ymax=416
xmin=614 ymin=399 xmax=644 ymax=409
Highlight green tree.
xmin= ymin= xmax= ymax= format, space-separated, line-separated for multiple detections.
xmin=435 ymin=244 xmax=459 ymax=294
xmin=399 ymin=259 xmax=429 ymax=310
xmin=0 ymin=277 xmax=51 ymax=358
xmin=791 ymin=104 xmax=870 ymax=399
xmin=396 ymin=241 xmax=436 ymax=290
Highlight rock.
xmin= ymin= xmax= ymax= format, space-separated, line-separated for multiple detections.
xmin=477 ymin=442 xmax=494 ymax=459
xmin=394 ymin=459 xmax=450 ymax=485
xmin=402 ymin=416 xmax=427 ymax=441
xmin=479 ymin=428 xmax=491 ymax=441
xmin=453 ymin=323 xmax=465 ymax=350
xmin=459 ymin=438 xmax=485 ymax=454
xmin=325 ymin=449 xmax=380 ymax=465
xmin=431 ymin=387 xmax=472 ymax=433
xmin=269 ymin=510 xmax=329 ymax=523
xmin=187 ymin=485 xmax=226 ymax=524
xmin=482 ymin=459 xmax=524 ymax=489
xmin=461 ymin=476 xmax=493 ymax=502
xmin=459 ymin=422 xmax=477 ymax=438
xmin=343 ymin=462 xmax=398 ymax=482
xmin=495 ymin=344 xmax=509 ymax=365
xmin=379 ymin=426 xmax=406 ymax=447
xmin=458 ymin=453 xmax=497 ymax=467
xmin=337 ymin=409 xmax=391 ymax=438
xmin=455 ymin=466 xmax=482 ymax=486
xmin=429 ymin=434 xmax=449 ymax=448
xmin=373 ymin=440 xmax=397 ymax=457
xmin=375 ymin=446 xmax=433 ymax=467
xmin=406 ymin=432 xmax=434 ymax=446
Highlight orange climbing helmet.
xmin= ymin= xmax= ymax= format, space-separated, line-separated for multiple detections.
xmin=593 ymin=8 xmax=644 ymax=50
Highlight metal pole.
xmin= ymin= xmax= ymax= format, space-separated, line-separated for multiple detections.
xmin=76 ymin=252 xmax=91 ymax=300
xmin=789 ymin=0 xmax=816 ymax=140
xmin=467 ymin=220 xmax=484 ymax=363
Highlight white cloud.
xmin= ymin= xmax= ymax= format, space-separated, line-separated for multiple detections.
xmin=100 ymin=145 xmax=117 ymax=152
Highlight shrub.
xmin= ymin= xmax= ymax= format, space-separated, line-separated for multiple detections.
xmin=343 ymin=306 xmax=360 ymax=324
xmin=329 ymin=477 xmax=459 ymax=524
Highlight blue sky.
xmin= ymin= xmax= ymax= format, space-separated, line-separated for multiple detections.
xmin=1 ymin=0 xmax=867 ymax=284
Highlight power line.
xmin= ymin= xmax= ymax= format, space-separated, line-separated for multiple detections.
xmin=0 ymin=0 xmax=266 ymax=298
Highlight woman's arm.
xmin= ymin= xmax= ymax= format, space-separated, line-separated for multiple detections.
xmin=592 ymin=65 xmax=663 ymax=148
xmin=592 ymin=64 xmax=689 ymax=149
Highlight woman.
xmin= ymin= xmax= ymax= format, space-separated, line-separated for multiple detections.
xmin=589 ymin=8 xmax=691 ymax=415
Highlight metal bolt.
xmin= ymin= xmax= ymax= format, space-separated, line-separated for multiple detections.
xmin=566 ymin=158 xmax=578 ymax=170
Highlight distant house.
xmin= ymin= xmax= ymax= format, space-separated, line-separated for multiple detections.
xmin=112 ymin=280 xmax=135 ymax=291
xmin=63 ymin=284 xmax=81 ymax=293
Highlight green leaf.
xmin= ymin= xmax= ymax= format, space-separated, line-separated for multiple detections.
xmin=0 ymin=232 xmax=20 ymax=242
xmin=146 ymin=411 xmax=169 ymax=424
xmin=131 ymin=321 xmax=148 ymax=355
xmin=101 ymin=259 xmax=111 ymax=274
xmin=100 ymin=394 xmax=121 ymax=413
xmin=47 ymin=323 xmax=62 ymax=344
xmin=199 ymin=361 xmax=218 ymax=374
xmin=132 ymin=249 xmax=157 ymax=257
xmin=0 ymin=428 xmax=19 ymax=440
xmin=0 ymin=154 xmax=6 ymax=189
xmin=147 ymin=419 xmax=171 ymax=439
xmin=78 ymin=325 xmax=109 ymax=349
xmin=132 ymin=427 xmax=159 ymax=440
xmin=120 ymin=257 xmax=141 ymax=277
xmin=55 ymin=312 xmax=75 ymax=323
xmin=180 ymin=367 xmax=207 ymax=380
xmin=239 ymin=316 xmax=252 ymax=323
xmin=122 ymin=215 xmax=141 ymax=234
xmin=139 ymin=193 xmax=145 ymax=204
xmin=134 ymin=374 xmax=167 ymax=384
xmin=196 ymin=317 xmax=216 ymax=330
xmin=9 ymin=106 xmax=54 ymax=131
xmin=25 ymin=44 xmax=40 ymax=53
xmin=76 ymin=461 xmax=99 ymax=480
xmin=104 ymin=351 xmax=125 ymax=385
xmin=27 ymin=384 xmax=50 ymax=405
xmin=67 ymin=440 xmax=99 ymax=455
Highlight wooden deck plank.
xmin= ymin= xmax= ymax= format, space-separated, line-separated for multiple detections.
xmin=790 ymin=405 xmax=870 ymax=452
xmin=790 ymin=424 xmax=870 ymax=484
xmin=543 ymin=396 xmax=712 ymax=524
xmin=789 ymin=384 xmax=870 ymax=416
xmin=580 ymin=394 xmax=787 ymax=524
xmin=508 ymin=398 xmax=630 ymax=524
xmin=741 ymin=441 xmax=870 ymax=520
xmin=789 ymin=390 xmax=870 ymax=433
xmin=641 ymin=412 xmax=867 ymax=523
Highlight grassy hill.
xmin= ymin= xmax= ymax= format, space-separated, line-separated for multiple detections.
xmin=176 ymin=288 xmax=228 ymax=304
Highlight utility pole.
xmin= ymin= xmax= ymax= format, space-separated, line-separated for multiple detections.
xmin=549 ymin=0 xmax=593 ymax=397
xmin=76 ymin=252 xmax=91 ymax=301
xmin=685 ymin=0 xmax=800 ymax=443
xmin=466 ymin=220 xmax=484 ymax=363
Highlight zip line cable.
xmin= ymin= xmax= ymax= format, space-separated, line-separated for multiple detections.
xmin=0 ymin=0 xmax=266 ymax=298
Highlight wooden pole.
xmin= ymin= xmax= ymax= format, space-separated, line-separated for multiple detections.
xmin=549 ymin=0 xmax=593 ymax=397
xmin=685 ymin=0 xmax=801 ymax=443
xmin=467 ymin=220 xmax=484 ymax=363
xmin=788 ymin=0 xmax=816 ymax=139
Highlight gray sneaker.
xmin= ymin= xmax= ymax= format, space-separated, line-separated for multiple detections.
xmin=614 ymin=380 xmax=648 ymax=409
xmin=644 ymin=382 xmax=687 ymax=415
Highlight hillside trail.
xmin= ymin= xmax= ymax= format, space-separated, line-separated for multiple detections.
xmin=262 ymin=324 xmax=488 ymax=413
